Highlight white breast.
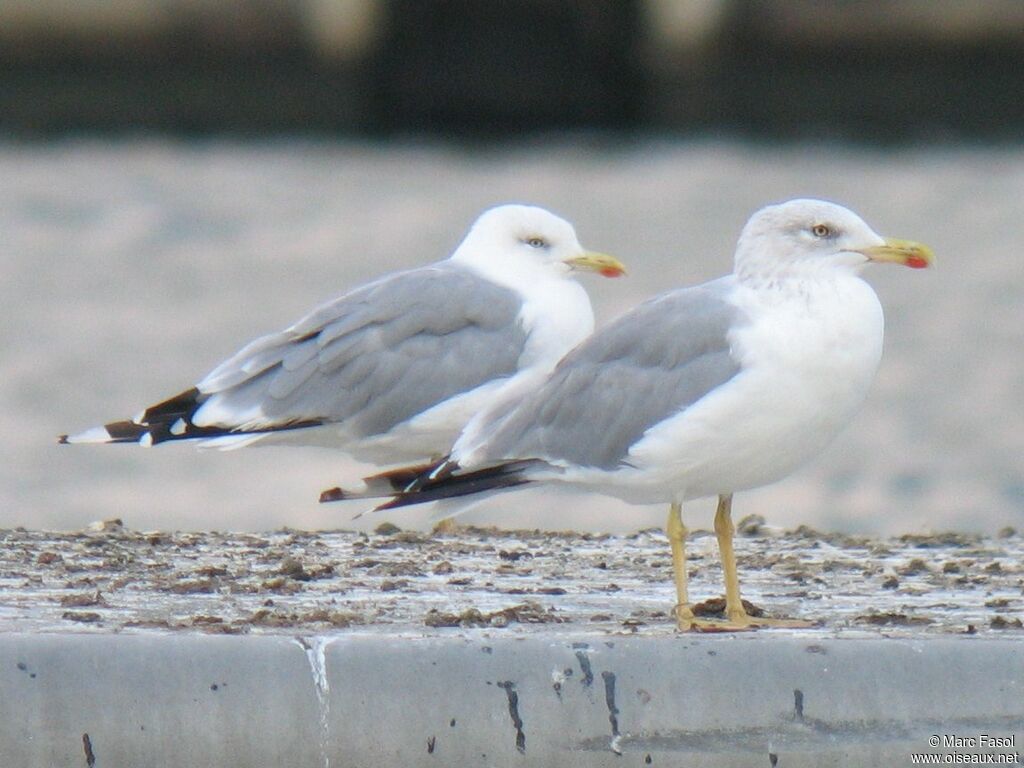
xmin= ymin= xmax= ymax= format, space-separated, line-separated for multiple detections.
xmin=607 ymin=275 xmax=885 ymax=504
xmin=516 ymin=278 xmax=594 ymax=370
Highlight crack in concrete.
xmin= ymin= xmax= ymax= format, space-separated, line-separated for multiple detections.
xmin=497 ymin=680 xmax=526 ymax=753
xmin=572 ymin=643 xmax=594 ymax=687
xmin=601 ymin=670 xmax=622 ymax=754
xmin=82 ymin=733 xmax=95 ymax=768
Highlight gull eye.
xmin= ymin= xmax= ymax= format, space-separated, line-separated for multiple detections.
xmin=524 ymin=236 xmax=548 ymax=249
xmin=811 ymin=224 xmax=832 ymax=238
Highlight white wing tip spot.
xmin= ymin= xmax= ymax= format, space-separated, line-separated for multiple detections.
xmin=63 ymin=426 xmax=113 ymax=444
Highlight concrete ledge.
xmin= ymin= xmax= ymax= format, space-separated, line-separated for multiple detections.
xmin=2 ymin=632 xmax=1021 ymax=766
xmin=2 ymin=525 xmax=1020 ymax=635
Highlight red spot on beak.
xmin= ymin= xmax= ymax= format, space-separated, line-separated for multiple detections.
xmin=905 ymin=256 xmax=930 ymax=269
xmin=600 ymin=267 xmax=624 ymax=278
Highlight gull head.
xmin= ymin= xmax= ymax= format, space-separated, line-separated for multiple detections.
xmin=734 ymin=198 xmax=933 ymax=281
xmin=452 ymin=204 xmax=625 ymax=281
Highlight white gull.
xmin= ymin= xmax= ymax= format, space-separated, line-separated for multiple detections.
xmin=331 ymin=198 xmax=933 ymax=631
xmin=61 ymin=204 xmax=625 ymax=466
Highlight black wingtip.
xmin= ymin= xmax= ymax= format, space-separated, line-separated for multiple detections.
xmin=57 ymin=434 xmax=69 ymax=445
xmin=321 ymin=459 xmax=540 ymax=509
xmin=371 ymin=460 xmax=539 ymax=511
xmin=104 ymin=420 xmax=148 ymax=442
xmin=319 ymin=487 xmax=346 ymax=504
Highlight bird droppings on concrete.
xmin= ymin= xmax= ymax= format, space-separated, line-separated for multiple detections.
xmin=0 ymin=522 xmax=1020 ymax=636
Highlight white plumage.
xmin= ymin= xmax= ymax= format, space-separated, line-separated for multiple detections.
xmin=343 ymin=199 xmax=933 ymax=631
xmin=61 ymin=204 xmax=624 ymax=466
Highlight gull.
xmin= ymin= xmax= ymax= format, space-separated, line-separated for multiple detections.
xmin=324 ymin=199 xmax=933 ymax=631
xmin=60 ymin=205 xmax=625 ymax=469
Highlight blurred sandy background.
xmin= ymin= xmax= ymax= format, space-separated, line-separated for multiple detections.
xmin=1 ymin=2 xmax=1022 ymax=534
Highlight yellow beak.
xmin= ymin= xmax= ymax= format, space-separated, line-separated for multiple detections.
xmin=859 ymin=238 xmax=935 ymax=269
xmin=564 ymin=251 xmax=627 ymax=278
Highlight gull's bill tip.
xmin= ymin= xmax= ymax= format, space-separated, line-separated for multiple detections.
xmin=860 ymin=238 xmax=935 ymax=269
xmin=564 ymin=251 xmax=626 ymax=278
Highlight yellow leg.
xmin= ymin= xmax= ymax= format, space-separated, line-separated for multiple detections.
xmin=666 ymin=502 xmax=695 ymax=630
xmin=712 ymin=494 xmax=813 ymax=630
xmin=666 ymin=497 xmax=815 ymax=632
xmin=714 ymin=493 xmax=746 ymax=622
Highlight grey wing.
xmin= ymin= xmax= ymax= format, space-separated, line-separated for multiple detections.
xmin=478 ymin=279 xmax=744 ymax=469
xmin=194 ymin=263 xmax=527 ymax=436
